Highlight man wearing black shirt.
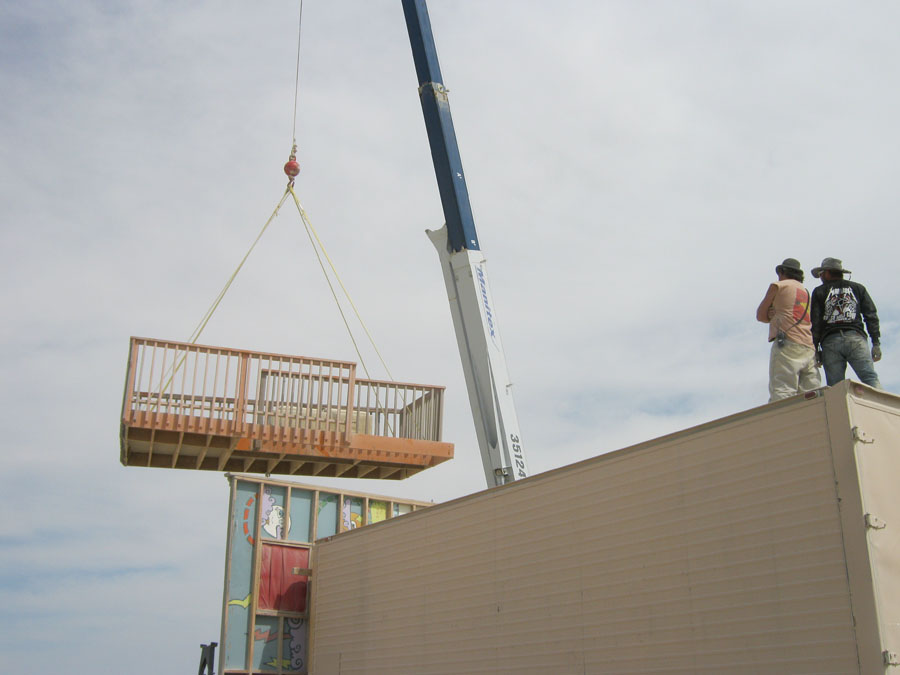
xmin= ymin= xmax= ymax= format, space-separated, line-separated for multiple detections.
xmin=810 ymin=257 xmax=882 ymax=388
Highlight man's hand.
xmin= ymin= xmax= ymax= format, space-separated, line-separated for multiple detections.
xmin=872 ymin=343 xmax=882 ymax=362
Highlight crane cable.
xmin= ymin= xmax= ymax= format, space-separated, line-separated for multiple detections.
xmin=291 ymin=0 xmax=304 ymax=149
xmin=283 ymin=0 xmax=401 ymax=425
xmin=283 ymin=0 xmax=395 ymax=382
xmin=187 ymin=0 xmax=305 ymax=349
xmin=157 ymin=0 xmax=396 ymax=404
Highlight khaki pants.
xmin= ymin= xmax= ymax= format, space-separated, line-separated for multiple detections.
xmin=769 ymin=340 xmax=821 ymax=402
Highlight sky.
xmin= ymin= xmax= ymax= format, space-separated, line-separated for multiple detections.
xmin=2 ymin=0 xmax=899 ymax=672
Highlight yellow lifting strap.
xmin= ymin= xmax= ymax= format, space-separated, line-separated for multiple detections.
xmin=187 ymin=188 xmax=292 ymax=345
xmin=287 ymin=185 xmax=395 ymax=382
xmin=179 ymin=183 xmax=394 ymax=384
xmin=153 ymin=187 xmax=293 ymax=406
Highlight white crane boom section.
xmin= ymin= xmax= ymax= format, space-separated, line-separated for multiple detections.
xmin=427 ymin=225 xmax=528 ymax=486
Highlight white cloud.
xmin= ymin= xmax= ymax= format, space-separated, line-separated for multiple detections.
xmin=2 ymin=1 xmax=899 ymax=672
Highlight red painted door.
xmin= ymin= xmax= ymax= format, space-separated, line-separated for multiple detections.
xmin=258 ymin=544 xmax=309 ymax=613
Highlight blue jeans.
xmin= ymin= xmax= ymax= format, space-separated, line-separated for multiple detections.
xmin=821 ymin=330 xmax=881 ymax=388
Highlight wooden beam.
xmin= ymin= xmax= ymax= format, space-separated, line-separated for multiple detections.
xmin=334 ymin=462 xmax=359 ymax=478
xmin=356 ymin=464 xmax=381 ymax=479
xmin=217 ymin=443 xmax=235 ymax=472
xmin=147 ymin=428 xmax=156 ymax=466
xmin=171 ymin=430 xmax=185 ymax=468
xmin=196 ymin=433 xmax=214 ymax=470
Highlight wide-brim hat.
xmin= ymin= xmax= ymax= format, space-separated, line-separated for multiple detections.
xmin=775 ymin=257 xmax=802 ymax=274
xmin=811 ymin=257 xmax=851 ymax=278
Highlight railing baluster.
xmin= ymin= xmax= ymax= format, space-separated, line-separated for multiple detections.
xmin=345 ymin=364 xmax=356 ymax=443
xmin=235 ymin=352 xmax=249 ymax=435
xmin=134 ymin=340 xmax=147 ymax=421
xmin=179 ymin=344 xmax=190 ymax=419
xmin=122 ymin=339 xmax=139 ymax=426
xmin=268 ymin=357 xmax=276 ymax=428
xmin=211 ymin=350 xmax=221 ymax=433
xmin=327 ymin=362 xmax=335 ymax=433
xmin=199 ymin=348 xmax=210 ymax=433
xmin=316 ymin=361 xmax=325 ymax=430
xmin=149 ymin=343 xmax=162 ymax=427
xmin=189 ymin=347 xmax=199 ymax=428
xmin=256 ymin=355 xmax=268 ymax=432
xmin=162 ymin=345 xmax=173 ymax=421
xmin=221 ymin=351 xmax=231 ymax=430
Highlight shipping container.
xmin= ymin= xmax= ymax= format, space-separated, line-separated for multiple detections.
xmin=308 ymin=381 xmax=900 ymax=674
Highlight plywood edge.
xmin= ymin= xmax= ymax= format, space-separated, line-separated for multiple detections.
xmin=350 ymin=434 xmax=454 ymax=462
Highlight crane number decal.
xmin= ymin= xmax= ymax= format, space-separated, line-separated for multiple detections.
xmin=510 ymin=433 xmax=526 ymax=478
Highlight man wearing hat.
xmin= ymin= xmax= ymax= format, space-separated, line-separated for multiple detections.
xmin=757 ymin=258 xmax=821 ymax=402
xmin=810 ymin=257 xmax=882 ymax=388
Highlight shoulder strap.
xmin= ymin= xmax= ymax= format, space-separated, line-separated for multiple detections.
xmin=785 ymin=289 xmax=810 ymax=331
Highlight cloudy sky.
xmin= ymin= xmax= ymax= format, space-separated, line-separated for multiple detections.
xmin=2 ymin=0 xmax=899 ymax=672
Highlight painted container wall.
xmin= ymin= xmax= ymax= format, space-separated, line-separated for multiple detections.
xmin=309 ymin=382 xmax=900 ymax=674
xmin=218 ymin=476 xmax=431 ymax=675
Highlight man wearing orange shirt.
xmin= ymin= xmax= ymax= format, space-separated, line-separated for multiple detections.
xmin=757 ymin=258 xmax=821 ymax=402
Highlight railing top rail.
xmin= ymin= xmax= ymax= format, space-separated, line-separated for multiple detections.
xmin=130 ymin=336 xmax=358 ymax=369
xmin=356 ymin=376 xmax=446 ymax=391
xmin=259 ymin=367 xmax=354 ymax=379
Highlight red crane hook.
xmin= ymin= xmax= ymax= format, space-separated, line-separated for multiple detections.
xmin=284 ymin=144 xmax=300 ymax=183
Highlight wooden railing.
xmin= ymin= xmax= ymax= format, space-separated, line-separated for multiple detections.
xmin=122 ymin=337 xmax=445 ymax=443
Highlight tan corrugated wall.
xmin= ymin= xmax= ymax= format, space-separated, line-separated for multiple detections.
xmin=310 ymin=388 xmax=884 ymax=674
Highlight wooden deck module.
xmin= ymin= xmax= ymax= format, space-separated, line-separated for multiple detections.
xmin=120 ymin=337 xmax=453 ymax=479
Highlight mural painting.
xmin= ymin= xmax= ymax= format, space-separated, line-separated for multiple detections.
xmin=219 ymin=476 xmax=427 ymax=674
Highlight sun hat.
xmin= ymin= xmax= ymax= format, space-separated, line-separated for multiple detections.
xmin=811 ymin=257 xmax=851 ymax=278
xmin=775 ymin=257 xmax=802 ymax=274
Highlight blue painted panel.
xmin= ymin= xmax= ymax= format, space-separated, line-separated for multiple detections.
xmin=287 ymin=489 xmax=313 ymax=543
xmin=251 ymin=615 xmax=280 ymax=672
xmin=224 ymin=480 xmax=258 ymax=670
xmin=316 ymin=493 xmax=338 ymax=539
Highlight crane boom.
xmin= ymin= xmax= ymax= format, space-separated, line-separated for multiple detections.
xmin=402 ymin=0 xmax=529 ymax=487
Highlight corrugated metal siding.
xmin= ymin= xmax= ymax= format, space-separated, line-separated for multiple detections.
xmin=311 ymin=396 xmax=862 ymax=674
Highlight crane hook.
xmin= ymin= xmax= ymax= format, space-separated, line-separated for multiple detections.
xmin=284 ymin=144 xmax=300 ymax=185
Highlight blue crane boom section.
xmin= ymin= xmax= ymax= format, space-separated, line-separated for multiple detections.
xmin=402 ymin=0 xmax=480 ymax=253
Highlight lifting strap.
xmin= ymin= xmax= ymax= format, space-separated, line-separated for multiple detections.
xmin=288 ymin=185 xmax=394 ymax=382
xmin=171 ymin=184 xmax=401 ymax=433
xmin=187 ymin=188 xmax=292 ymax=345
xmin=176 ymin=183 xmax=394 ymax=384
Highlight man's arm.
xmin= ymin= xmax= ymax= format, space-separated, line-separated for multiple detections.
xmin=810 ymin=286 xmax=824 ymax=350
xmin=756 ymin=284 xmax=778 ymax=323
xmin=858 ymin=282 xmax=881 ymax=344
